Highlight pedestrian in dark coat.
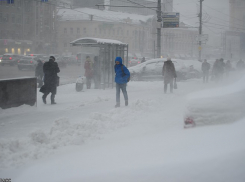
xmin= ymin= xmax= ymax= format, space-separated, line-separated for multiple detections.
xmin=201 ymin=59 xmax=210 ymax=83
xmin=212 ymin=59 xmax=219 ymax=81
xmin=114 ymin=56 xmax=130 ymax=107
xmin=39 ymin=56 xmax=60 ymax=104
xmin=84 ymin=56 xmax=93 ymax=89
xmin=225 ymin=60 xmax=232 ymax=77
xmin=217 ymin=58 xmax=225 ymax=81
xmin=213 ymin=58 xmax=225 ymax=82
xmin=162 ymin=58 xmax=177 ymax=93
xmin=141 ymin=57 xmax=146 ymax=63
xmin=236 ymin=59 xmax=245 ymax=70
xmin=35 ymin=59 xmax=44 ymax=88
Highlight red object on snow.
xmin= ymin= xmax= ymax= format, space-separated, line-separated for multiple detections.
xmin=184 ymin=117 xmax=195 ymax=128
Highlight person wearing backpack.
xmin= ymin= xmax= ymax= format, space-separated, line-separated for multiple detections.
xmin=114 ymin=56 xmax=130 ymax=108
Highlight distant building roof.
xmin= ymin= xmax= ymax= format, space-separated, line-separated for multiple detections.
xmin=58 ymin=8 xmax=154 ymax=25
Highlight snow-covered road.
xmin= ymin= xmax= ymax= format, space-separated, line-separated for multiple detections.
xmin=0 ymin=72 xmax=245 ymax=182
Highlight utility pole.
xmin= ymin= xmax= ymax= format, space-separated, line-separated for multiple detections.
xmin=157 ymin=0 xmax=162 ymax=58
xmin=198 ymin=0 xmax=204 ymax=61
xmin=96 ymin=2 xmax=161 ymax=58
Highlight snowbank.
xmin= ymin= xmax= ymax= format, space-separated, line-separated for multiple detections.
xmin=0 ymin=98 xmax=163 ymax=169
xmin=185 ymin=75 xmax=245 ymax=126
xmin=1 ymin=75 xmax=245 ymax=182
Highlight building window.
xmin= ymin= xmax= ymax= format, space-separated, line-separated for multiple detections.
xmin=12 ymin=14 xmax=15 ymax=23
xmin=25 ymin=16 xmax=30 ymax=24
xmin=99 ymin=28 xmax=102 ymax=34
xmin=6 ymin=29 xmax=9 ymax=38
xmin=83 ymin=28 xmax=86 ymax=34
xmin=77 ymin=28 xmax=80 ymax=34
xmin=5 ymin=14 xmax=9 ymax=22
xmin=12 ymin=31 xmax=15 ymax=39
xmin=94 ymin=28 xmax=97 ymax=34
xmin=64 ymin=28 xmax=67 ymax=33
xmin=70 ymin=28 xmax=73 ymax=34
xmin=117 ymin=29 xmax=119 ymax=35
xmin=243 ymin=15 xmax=245 ymax=28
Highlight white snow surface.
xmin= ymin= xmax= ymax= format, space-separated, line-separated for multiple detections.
xmin=0 ymin=71 xmax=245 ymax=182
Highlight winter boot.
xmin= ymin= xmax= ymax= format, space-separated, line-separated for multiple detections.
xmin=125 ymin=100 xmax=128 ymax=106
xmin=51 ymin=94 xmax=56 ymax=105
xmin=115 ymin=103 xmax=120 ymax=108
xmin=42 ymin=95 xmax=47 ymax=104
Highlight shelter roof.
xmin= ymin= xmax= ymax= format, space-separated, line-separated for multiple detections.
xmin=70 ymin=37 xmax=128 ymax=46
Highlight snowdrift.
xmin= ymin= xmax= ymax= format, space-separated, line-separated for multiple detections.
xmin=185 ymin=75 xmax=245 ymax=126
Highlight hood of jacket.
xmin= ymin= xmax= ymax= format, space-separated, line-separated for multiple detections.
xmin=115 ymin=57 xmax=123 ymax=65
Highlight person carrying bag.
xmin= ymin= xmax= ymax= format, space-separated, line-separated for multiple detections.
xmin=162 ymin=58 xmax=177 ymax=93
xmin=39 ymin=56 xmax=60 ymax=105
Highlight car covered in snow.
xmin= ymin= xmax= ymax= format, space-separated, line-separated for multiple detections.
xmin=128 ymin=58 xmax=141 ymax=67
xmin=17 ymin=56 xmax=39 ymax=70
xmin=184 ymin=75 xmax=245 ymax=128
xmin=1 ymin=54 xmax=22 ymax=66
xmin=128 ymin=58 xmax=202 ymax=81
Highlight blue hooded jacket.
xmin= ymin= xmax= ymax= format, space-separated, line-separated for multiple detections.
xmin=114 ymin=57 xmax=130 ymax=84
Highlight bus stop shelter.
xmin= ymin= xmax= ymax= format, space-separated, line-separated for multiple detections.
xmin=70 ymin=37 xmax=128 ymax=89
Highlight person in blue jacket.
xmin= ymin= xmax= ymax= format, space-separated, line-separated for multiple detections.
xmin=114 ymin=57 xmax=130 ymax=108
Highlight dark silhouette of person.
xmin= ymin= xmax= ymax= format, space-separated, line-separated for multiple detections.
xmin=40 ymin=56 xmax=60 ymax=104
xmin=201 ymin=59 xmax=210 ymax=83
xmin=162 ymin=58 xmax=177 ymax=93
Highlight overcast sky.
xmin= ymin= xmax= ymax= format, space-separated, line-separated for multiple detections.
xmin=173 ymin=0 xmax=230 ymax=46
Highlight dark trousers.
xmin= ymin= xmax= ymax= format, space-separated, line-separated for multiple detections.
xmin=203 ymin=71 xmax=209 ymax=83
xmin=42 ymin=85 xmax=57 ymax=102
xmin=164 ymin=78 xmax=174 ymax=93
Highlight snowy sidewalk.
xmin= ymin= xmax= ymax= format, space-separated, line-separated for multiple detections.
xmin=1 ymin=75 xmax=245 ymax=182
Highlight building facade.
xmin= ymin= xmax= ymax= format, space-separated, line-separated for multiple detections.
xmin=57 ymin=2 xmax=197 ymax=59
xmin=223 ymin=0 xmax=245 ymax=60
xmin=0 ymin=0 xmax=56 ymax=55
xmin=57 ymin=8 xmax=154 ymax=57
xmin=72 ymin=0 xmax=104 ymax=9
xmin=109 ymin=0 xmax=173 ymax=16
xmin=161 ymin=27 xmax=198 ymax=59
xmin=229 ymin=0 xmax=245 ymax=32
